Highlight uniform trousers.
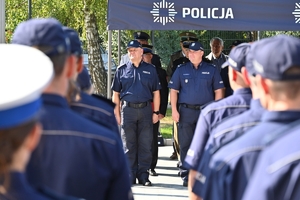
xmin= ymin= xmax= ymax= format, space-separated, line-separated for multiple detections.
xmin=121 ymin=103 xmax=153 ymax=181
xmin=178 ymin=105 xmax=201 ymax=181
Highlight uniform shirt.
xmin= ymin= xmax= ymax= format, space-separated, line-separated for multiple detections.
xmin=168 ymin=61 xmax=224 ymax=105
xmin=184 ymin=88 xmax=252 ymax=170
xmin=243 ymin=123 xmax=300 ymax=200
xmin=27 ymin=94 xmax=133 ymax=200
xmin=191 ymin=99 xmax=263 ymax=198
xmin=71 ymin=92 xmax=120 ymax=135
xmin=196 ymin=111 xmax=300 ymax=200
xmin=112 ymin=61 xmax=161 ymax=103
xmin=0 ymin=172 xmax=79 ymax=200
xmin=156 ymin=66 xmax=169 ymax=116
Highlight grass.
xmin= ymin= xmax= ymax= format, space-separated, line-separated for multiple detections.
xmin=160 ymin=107 xmax=173 ymax=139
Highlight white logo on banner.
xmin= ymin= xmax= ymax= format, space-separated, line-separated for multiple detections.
xmin=292 ymin=3 xmax=300 ymax=23
xmin=150 ymin=0 xmax=178 ymax=25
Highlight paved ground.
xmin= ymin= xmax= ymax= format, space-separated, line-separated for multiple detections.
xmin=132 ymin=146 xmax=189 ymax=200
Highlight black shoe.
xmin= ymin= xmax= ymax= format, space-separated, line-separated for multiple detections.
xmin=170 ymin=152 xmax=178 ymax=160
xmin=183 ymin=180 xmax=188 ymax=187
xmin=178 ymin=171 xmax=181 ymax=177
xmin=138 ymin=179 xmax=152 ymax=186
xmin=149 ymin=169 xmax=158 ymax=176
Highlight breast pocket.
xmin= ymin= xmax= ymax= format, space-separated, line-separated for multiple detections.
xmin=141 ymin=73 xmax=153 ymax=89
xmin=120 ymin=76 xmax=134 ymax=89
xmin=181 ymin=75 xmax=193 ymax=86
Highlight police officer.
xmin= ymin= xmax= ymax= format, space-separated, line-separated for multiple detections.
xmin=112 ymin=40 xmax=161 ymax=186
xmin=62 ymin=27 xmax=120 ymax=136
xmin=0 ymin=44 xmax=79 ymax=200
xmin=169 ymin=41 xmax=225 ymax=186
xmin=167 ymin=32 xmax=198 ymax=161
xmin=120 ymin=31 xmax=162 ymax=68
xmin=206 ymin=37 xmax=233 ymax=97
xmin=142 ymin=44 xmax=169 ymax=176
xmin=12 ymin=18 xmax=133 ymax=200
xmin=195 ymin=34 xmax=300 ymax=200
xmin=76 ymin=66 xmax=94 ymax=94
xmin=184 ymin=43 xmax=252 ymax=194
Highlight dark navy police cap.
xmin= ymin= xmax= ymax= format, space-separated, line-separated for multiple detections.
xmin=252 ymin=34 xmax=300 ymax=80
xmin=127 ymin=40 xmax=142 ymax=49
xmin=229 ymin=40 xmax=243 ymax=49
xmin=62 ymin=26 xmax=82 ymax=56
xmin=189 ymin=41 xmax=204 ymax=51
xmin=142 ymin=44 xmax=153 ymax=54
xmin=133 ymin=31 xmax=150 ymax=40
xmin=0 ymin=44 xmax=53 ymax=129
xmin=12 ymin=18 xmax=70 ymax=57
xmin=245 ymin=45 xmax=256 ymax=76
xmin=77 ymin=67 xmax=91 ymax=91
xmin=222 ymin=43 xmax=250 ymax=72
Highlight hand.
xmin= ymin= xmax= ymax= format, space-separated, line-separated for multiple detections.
xmin=172 ymin=110 xmax=180 ymax=123
xmin=158 ymin=114 xmax=165 ymax=120
xmin=153 ymin=113 xmax=159 ymax=124
xmin=115 ymin=113 xmax=121 ymax=125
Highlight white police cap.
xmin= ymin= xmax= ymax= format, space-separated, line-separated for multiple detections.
xmin=0 ymin=44 xmax=54 ymax=129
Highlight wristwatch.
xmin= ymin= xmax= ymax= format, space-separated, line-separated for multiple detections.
xmin=153 ymin=111 xmax=159 ymax=115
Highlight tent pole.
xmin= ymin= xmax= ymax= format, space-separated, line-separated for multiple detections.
xmin=107 ymin=30 xmax=112 ymax=98
xmin=118 ymin=30 xmax=121 ymax=65
xmin=0 ymin=0 xmax=5 ymax=43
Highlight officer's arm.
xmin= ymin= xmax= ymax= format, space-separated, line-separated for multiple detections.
xmin=112 ymin=91 xmax=121 ymax=125
xmin=214 ymin=88 xmax=224 ymax=100
xmin=153 ymin=90 xmax=160 ymax=123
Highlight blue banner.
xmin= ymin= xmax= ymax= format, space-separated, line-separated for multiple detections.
xmin=107 ymin=0 xmax=300 ymax=31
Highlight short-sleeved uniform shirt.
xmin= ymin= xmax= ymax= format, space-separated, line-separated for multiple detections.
xmin=184 ymin=88 xmax=252 ymax=170
xmin=195 ymin=111 xmax=300 ymax=200
xmin=168 ymin=61 xmax=224 ymax=105
xmin=112 ymin=61 xmax=161 ymax=103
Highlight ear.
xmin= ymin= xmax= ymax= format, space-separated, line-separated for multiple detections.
xmin=257 ymin=75 xmax=269 ymax=95
xmin=77 ymin=56 xmax=84 ymax=74
xmin=24 ymin=123 xmax=42 ymax=152
xmin=241 ymin=67 xmax=251 ymax=86
xmin=65 ymin=55 xmax=77 ymax=78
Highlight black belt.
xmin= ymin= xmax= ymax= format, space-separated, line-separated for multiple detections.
xmin=122 ymin=101 xmax=149 ymax=108
xmin=180 ymin=103 xmax=202 ymax=110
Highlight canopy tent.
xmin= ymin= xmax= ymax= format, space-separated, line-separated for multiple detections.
xmin=106 ymin=0 xmax=300 ymax=97
xmin=107 ymin=0 xmax=300 ymax=31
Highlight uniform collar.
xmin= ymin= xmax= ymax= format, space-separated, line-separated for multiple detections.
xmin=262 ymin=110 xmax=300 ymax=123
xmin=233 ymin=88 xmax=252 ymax=95
xmin=250 ymin=99 xmax=263 ymax=110
xmin=42 ymin=94 xmax=69 ymax=109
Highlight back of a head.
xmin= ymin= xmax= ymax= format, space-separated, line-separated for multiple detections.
xmin=12 ymin=18 xmax=70 ymax=77
xmin=0 ymin=44 xmax=53 ymax=181
xmin=77 ymin=67 xmax=92 ymax=93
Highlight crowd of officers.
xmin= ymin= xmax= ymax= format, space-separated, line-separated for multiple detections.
xmin=1 ymin=16 xmax=300 ymax=200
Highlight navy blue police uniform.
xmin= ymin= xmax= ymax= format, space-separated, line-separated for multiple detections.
xmin=142 ymin=44 xmax=169 ymax=175
xmin=193 ymin=34 xmax=300 ymax=200
xmin=0 ymin=44 xmax=81 ymax=200
xmin=62 ymin=27 xmax=120 ymax=136
xmin=243 ymin=122 xmax=300 ymax=200
xmin=12 ymin=18 xmax=133 ymax=200
xmin=184 ymin=43 xmax=252 ymax=173
xmin=112 ymin=40 xmax=161 ymax=185
xmin=169 ymin=41 xmax=225 ymax=185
